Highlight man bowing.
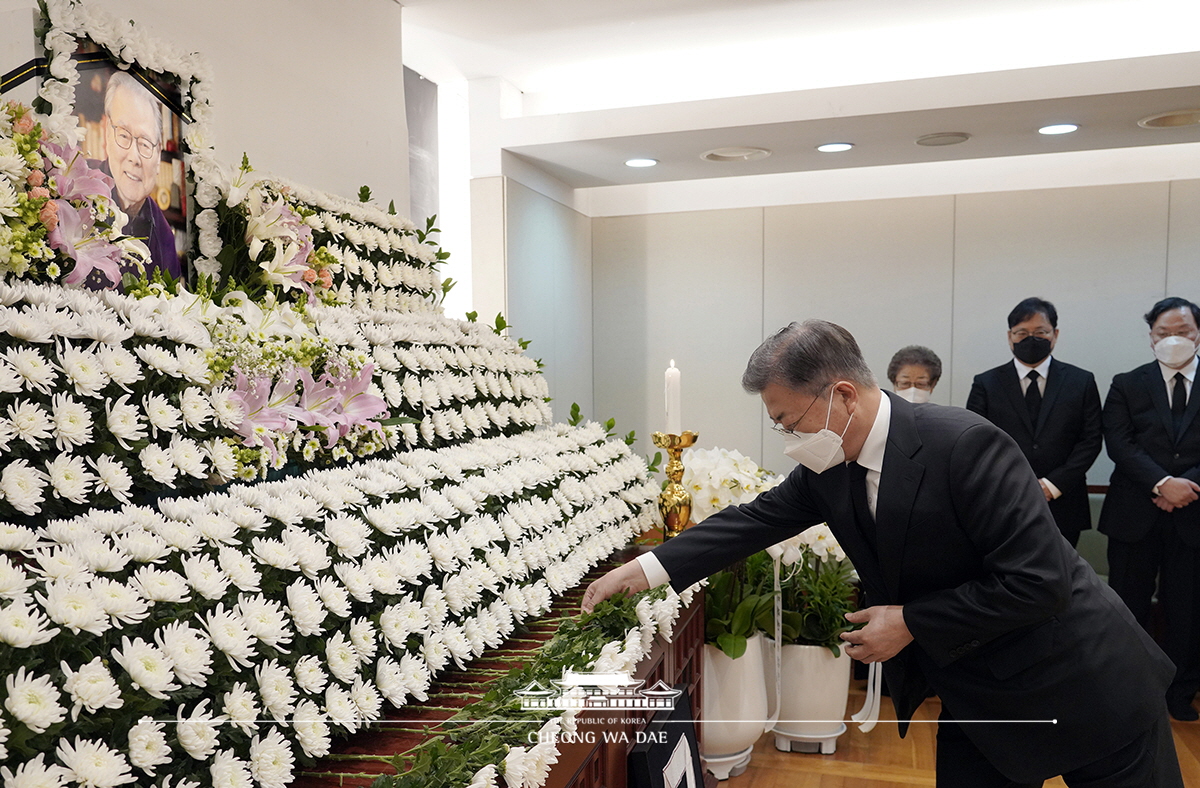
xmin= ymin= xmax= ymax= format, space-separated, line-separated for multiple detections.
xmin=584 ymin=320 xmax=1180 ymax=788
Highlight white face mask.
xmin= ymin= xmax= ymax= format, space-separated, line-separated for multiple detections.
xmin=894 ymin=386 xmax=931 ymax=404
xmin=1154 ymin=335 xmax=1198 ymax=368
xmin=783 ymin=392 xmax=853 ymax=473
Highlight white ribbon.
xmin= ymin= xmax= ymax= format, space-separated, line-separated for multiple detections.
xmin=766 ymin=553 xmax=782 ymax=732
xmin=850 ymin=660 xmax=882 ymax=732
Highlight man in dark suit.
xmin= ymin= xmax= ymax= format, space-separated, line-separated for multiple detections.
xmin=584 ymin=320 xmax=1180 ymax=787
xmin=966 ymin=297 xmax=1103 ymax=547
xmin=1099 ymin=296 xmax=1200 ymax=722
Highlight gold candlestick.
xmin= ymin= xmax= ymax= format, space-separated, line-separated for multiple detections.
xmin=652 ymin=430 xmax=698 ymax=540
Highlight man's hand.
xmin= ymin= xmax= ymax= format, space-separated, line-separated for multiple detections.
xmin=581 ymin=561 xmax=651 ymax=613
xmin=1153 ymin=496 xmax=1177 ymax=513
xmin=1158 ymin=477 xmax=1200 ymax=509
xmin=840 ymin=605 xmax=913 ymax=663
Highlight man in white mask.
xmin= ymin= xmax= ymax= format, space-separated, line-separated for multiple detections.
xmin=582 ymin=319 xmax=1180 ymax=788
xmin=1099 ymin=296 xmax=1200 ymax=722
xmin=965 ymin=297 xmax=1102 ymax=547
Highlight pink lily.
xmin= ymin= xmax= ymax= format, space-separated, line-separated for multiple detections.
xmin=49 ymin=200 xmax=123 ymax=286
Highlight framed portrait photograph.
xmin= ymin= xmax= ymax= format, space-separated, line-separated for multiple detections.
xmin=68 ymin=40 xmax=189 ymax=289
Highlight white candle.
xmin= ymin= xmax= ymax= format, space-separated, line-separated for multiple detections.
xmin=665 ymin=360 xmax=682 ymax=434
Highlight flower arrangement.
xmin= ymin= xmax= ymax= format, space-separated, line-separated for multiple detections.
xmin=682 ymin=446 xmax=782 ymax=522
xmin=0 ymin=101 xmax=149 ymax=288
xmin=760 ymin=525 xmax=858 ymax=656
xmin=0 ymin=422 xmax=660 ymax=787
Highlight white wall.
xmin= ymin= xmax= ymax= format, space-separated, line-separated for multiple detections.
xmin=591 ymin=179 xmax=1200 ymax=481
xmin=1 ymin=0 xmax=409 ymax=212
xmin=505 ymin=180 xmax=593 ymax=422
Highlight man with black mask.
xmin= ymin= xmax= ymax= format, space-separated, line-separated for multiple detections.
xmin=966 ymin=297 xmax=1103 ymax=547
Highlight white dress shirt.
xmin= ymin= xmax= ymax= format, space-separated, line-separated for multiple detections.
xmin=1013 ymin=355 xmax=1061 ymax=500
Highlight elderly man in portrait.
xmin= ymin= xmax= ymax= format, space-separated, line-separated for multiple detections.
xmin=91 ymin=71 xmax=181 ymax=287
xmin=584 ymin=320 xmax=1181 ymax=787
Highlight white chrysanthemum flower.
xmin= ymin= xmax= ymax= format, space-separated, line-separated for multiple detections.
xmin=294 ymin=654 xmax=329 ymax=695
xmin=4 ymin=347 xmax=58 ymax=394
xmin=292 ymin=699 xmax=332 ymax=759
xmin=111 ymin=636 xmax=179 ymax=700
xmin=314 ymin=576 xmax=352 ymax=618
xmin=87 ymin=455 xmax=134 ymax=503
xmin=180 ymin=553 xmax=229 ymax=600
xmin=176 ymin=699 xmax=222 ymax=761
xmin=128 ymin=717 xmax=172 ymax=775
xmin=170 ymin=435 xmax=209 ymax=479
xmin=116 ymin=528 xmax=170 ymax=563
xmin=333 ymin=561 xmax=374 ymax=603
xmin=192 ymin=512 xmax=239 ymax=545
xmin=89 ymin=577 xmax=149 ymax=627
xmin=350 ymin=676 xmax=383 ymax=723
xmin=374 ymin=655 xmax=408 ymax=706
xmin=45 ymin=454 xmax=95 ymax=505
xmin=61 ymin=657 xmax=123 ymax=720
xmin=4 ymin=667 xmax=66 ymax=734
xmin=0 ymin=554 xmax=33 ymax=601
xmin=379 ymin=599 xmax=428 ymax=647
xmin=348 ymin=617 xmax=378 ymax=662
xmin=222 ymin=682 xmax=260 ymax=735
xmin=323 ymin=684 xmax=359 ymax=731
xmin=204 ymin=438 xmax=239 ymax=482
xmin=0 ymin=600 xmax=60 ymax=648
xmin=7 ymin=400 xmax=52 ymax=449
xmin=237 ymin=594 xmax=292 ymax=651
xmin=133 ymin=345 xmax=180 ymax=377
xmin=504 ymin=745 xmax=535 ymax=788
xmin=213 ymin=548 xmax=259 ymax=596
xmin=37 ymin=581 xmax=109 ymax=636
xmin=50 ymin=393 xmax=93 ymax=452
xmin=131 ymin=566 xmax=191 ymax=604
xmin=249 ymin=725 xmax=295 ymax=788
xmin=255 ymin=659 xmax=298 ymax=723
xmin=285 ymin=582 xmax=326 ymax=637
xmin=155 ymin=621 xmax=213 ymax=687
xmin=97 ymin=345 xmax=142 ymax=390
xmin=0 ymin=753 xmax=69 ymax=788
xmin=105 ymin=394 xmax=147 ymax=451
xmin=421 ymin=631 xmax=450 ymax=673
xmin=210 ymin=388 xmax=245 ymax=430
xmin=58 ymin=346 xmax=110 ymax=398
xmin=251 ymin=536 xmax=299 ymax=572
xmin=281 ymin=526 xmax=331 ymax=577
xmin=0 ymin=521 xmax=38 ymax=551
xmin=175 ymin=348 xmax=212 ymax=385
xmin=209 ymin=750 xmax=254 ymax=788
xmin=321 ymin=514 xmax=370 ymax=560
xmin=138 ymin=443 xmax=178 ymax=487
xmin=324 ymin=630 xmax=360 ymax=684
xmin=55 ymin=737 xmax=135 ymax=788
xmin=31 ymin=544 xmax=90 ymax=584
xmin=177 ymin=387 xmax=213 ymax=429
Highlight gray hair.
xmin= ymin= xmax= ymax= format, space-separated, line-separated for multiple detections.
xmin=742 ymin=320 xmax=877 ymax=395
xmin=104 ymin=71 xmax=162 ymax=144
xmin=886 ymin=345 xmax=942 ymax=385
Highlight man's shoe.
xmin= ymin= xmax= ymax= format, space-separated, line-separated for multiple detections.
xmin=1168 ymin=701 xmax=1199 ymax=721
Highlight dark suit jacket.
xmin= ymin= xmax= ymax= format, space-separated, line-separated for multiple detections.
xmin=653 ymin=394 xmax=1171 ymax=783
xmin=1098 ymin=361 xmax=1200 ymax=545
xmin=965 ymin=358 xmax=1103 ymax=538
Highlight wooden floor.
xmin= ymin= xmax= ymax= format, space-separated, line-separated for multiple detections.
xmin=725 ymin=681 xmax=1200 ymax=787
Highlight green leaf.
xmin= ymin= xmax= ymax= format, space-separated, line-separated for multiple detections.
xmin=493 ymin=313 xmax=508 ymax=334
xmin=568 ymin=403 xmax=583 ymax=426
xmin=379 ymin=416 xmax=422 ymax=426
xmin=388 ymin=199 xmax=397 ymax=215
xmin=465 ymin=311 xmax=478 ymax=322
xmin=730 ymin=595 xmax=760 ymax=637
xmin=358 ymin=185 xmax=373 ymax=202
xmin=717 ymin=632 xmax=747 ymax=659
xmin=646 ymin=451 xmax=662 ymax=474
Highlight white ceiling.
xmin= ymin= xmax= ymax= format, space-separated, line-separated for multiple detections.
xmin=401 ymin=0 xmax=1200 ymax=188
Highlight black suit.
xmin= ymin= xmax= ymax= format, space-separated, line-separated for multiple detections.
xmin=1099 ymin=360 xmax=1200 ymax=707
xmin=966 ymin=358 xmax=1103 ymax=545
xmin=653 ymin=394 xmax=1173 ymax=784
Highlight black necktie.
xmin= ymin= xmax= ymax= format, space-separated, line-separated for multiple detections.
xmin=1173 ymin=373 xmax=1188 ymax=434
xmin=848 ymin=461 xmax=876 ymax=551
xmin=1025 ymin=370 xmax=1042 ymax=425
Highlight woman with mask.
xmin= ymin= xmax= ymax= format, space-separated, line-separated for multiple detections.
xmin=886 ymin=345 xmax=942 ymax=403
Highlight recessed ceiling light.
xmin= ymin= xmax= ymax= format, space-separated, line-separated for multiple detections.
xmin=915 ymin=132 xmax=971 ymax=147
xmin=700 ymin=146 xmax=772 ymax=162
xmin=1138 ymin=109 xmax=1200 ymax=129
xmin=816 ymin=142 xmax=854 ymax=153
xmin=1038 ymin=124 xmax=1078 ymax=135
xmin=625 ymin=158 xmax=658 ymax=168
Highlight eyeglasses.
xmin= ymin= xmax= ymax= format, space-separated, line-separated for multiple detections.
xmin=109 ymin=121 xmax=159 ymax=160
xmin=771 ymin=384 xmax=831 ymax=436
xmin=1009 ymin=329 xmax=1054 ymax=341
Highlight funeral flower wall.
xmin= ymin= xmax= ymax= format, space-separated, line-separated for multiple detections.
xmin=0 ymin=423 xmax=658 ymax=787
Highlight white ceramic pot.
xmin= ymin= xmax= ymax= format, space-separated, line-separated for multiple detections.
xmin=772 ymin=643 xmax=851 ymax=753
xmin=700 ymin=632 xmax=769 ymax=780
